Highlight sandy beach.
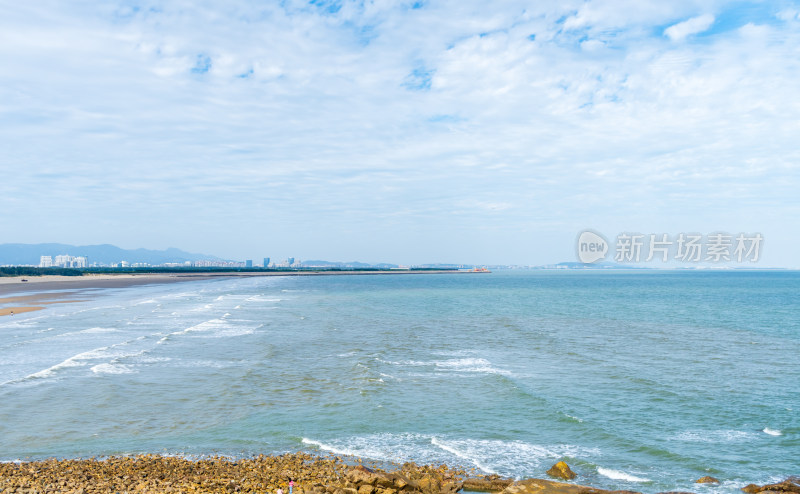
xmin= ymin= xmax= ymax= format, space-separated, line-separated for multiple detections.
xmin=0 ymin=274 xmax=229 ymax=316
xmin=0 ymin=271 xmax=467 ymax=316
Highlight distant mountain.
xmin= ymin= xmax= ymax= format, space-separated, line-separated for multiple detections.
xmin=0 ymin=243 xmax=223 ymax=266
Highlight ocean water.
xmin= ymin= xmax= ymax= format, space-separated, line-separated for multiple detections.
xmin=0 ymin=271 xmax=798 ymax=493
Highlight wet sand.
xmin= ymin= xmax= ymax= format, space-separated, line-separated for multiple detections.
xmin=0 ymin=306 xmax=44 ymax=316
xmin=0 ymin=271 xmax=467 ymax=315
xmin=0 ymin=274 xmax=221 ymax=297
xmin=0 ymin=274 xmax=221 ymax=316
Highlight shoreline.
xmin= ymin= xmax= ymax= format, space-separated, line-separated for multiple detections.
xmin=0 ymin=270 xmax=469 ymax=315
xmin=0 ymin=270 xmax=470 ymax=295
xmin=0 ymin=454 xmax=795 ymax=494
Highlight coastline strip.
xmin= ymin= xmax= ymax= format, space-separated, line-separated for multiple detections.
xmin=0 ymin=270 xmax=474 ymax=315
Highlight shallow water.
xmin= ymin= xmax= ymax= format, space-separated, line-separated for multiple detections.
xmin=0 ymin=270 xmax=797 ymax=493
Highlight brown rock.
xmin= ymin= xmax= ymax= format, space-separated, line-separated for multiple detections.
xmin=758 ymin=479 xmax=800 ymax=494
xmin=742 ymin=485 xmax=761 ymax=493
xmin=547 ymin=462 xmax=577 ymax=481
xmin=349 ymin=466 xmax=386 ymax=487
xmin=359 ymin=484 xmax=376 ymax=494
xmin=502 ymin=478 xmax=641 ymax=494
xmin=442 ymin=481 xmax=462 ymax=494
xmin=695 ymin=477 xmax=719 ymax=484
xmin=463 ymin=478 xmax=514 ymax=492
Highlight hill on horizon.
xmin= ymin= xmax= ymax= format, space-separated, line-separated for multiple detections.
xmin=0 ymin=243 xmax=223 ymax=266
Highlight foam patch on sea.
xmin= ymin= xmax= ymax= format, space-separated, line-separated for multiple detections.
xmin=301 ymin=434 xmax=597 ymax=477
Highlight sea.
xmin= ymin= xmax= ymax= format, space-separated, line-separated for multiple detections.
xmin=0 ymin=270 xmax=797 ymax=493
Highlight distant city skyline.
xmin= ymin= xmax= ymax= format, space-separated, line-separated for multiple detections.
xmin=2 ymin=2 xmax=799 ymax=267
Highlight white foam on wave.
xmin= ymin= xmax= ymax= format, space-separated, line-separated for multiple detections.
xmin=378 ymin=357 xmax=512 ymax=376
xmin=673 ymin=430 xmax=757 ymax=443
xmin=78 ymin=327 xmax=119 ymax=334
xmin=377 ymin=358 xmax=428 ymax=366
xmin=597 ymin=467 xmax=650 ymax=483
xmin=763 ymin=428 xmax=782 ymax=436
xmin=158 ymin=318 xmax=256 ymax=343
xmin=431 ymin=437 xmax=496 ymax=474
xmin=1 ymin=346 xmax=109 ymax=385
xmin=435 ymin=358 xmax=513 ymax=377
xmin=0 ymin=334 xmax=156 ymax=386
xmin=301 ymin=438 xmax=358 ymax=456
xmin=245 ymin=296 xmax=283 ymax=302
xmin=91 ymin=363 xmax=134 ymax=375
xmin=301 ymin=433 xmax=594 ymax=478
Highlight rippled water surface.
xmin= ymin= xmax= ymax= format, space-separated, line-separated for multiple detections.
xmin=1 ymin=271 xmax=798 ymax=492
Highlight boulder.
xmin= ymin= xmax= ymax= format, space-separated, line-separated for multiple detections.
xmin=741 ymin=478 xmax=800 ymax=494
xmin=547 ymin=462 xmax=577 ymax=481
xmin=502 ymin=478 xmax=641 ymax=494
xmin=348 ymin=466 xmax=381 ymax=486
xmin=463 ymin=478 xmax=514 ymax=491
xmin=759 ymin=479 xmax=800 ymax=494
xmin=695 ymin=477 xmax=719 ymax=484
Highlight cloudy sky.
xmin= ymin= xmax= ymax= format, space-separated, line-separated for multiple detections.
xmin=2 ymin=1 xmax=799 ymax=266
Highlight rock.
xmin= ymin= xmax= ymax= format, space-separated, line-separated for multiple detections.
xmin=463 ymin=478 xmax=514 ymax=491
xmin=760 ymin=479 xmax=800 ymax=494
xmin=547 ymin=462 xmax=577 ymax=481
xmin=349 ymin=466 xmax=380 ymax=486
xmin=695 ymin=477 xmax=719 ymax=484
xmin=442 ymin=481 xmax=461 ymax=494
xmin=502 ymin=478 xmax=640 ymax=494
xmin=741 ymin=478 xmax=800 ymax=494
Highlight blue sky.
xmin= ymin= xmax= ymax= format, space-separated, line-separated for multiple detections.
xmin=1 ymin=0 xmax=799 ymax=266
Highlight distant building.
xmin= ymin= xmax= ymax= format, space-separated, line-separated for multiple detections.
xmin=46 ymin=254 xmax=88 ymax=268
xmin=245 ymin=260 xmax=253 ymax=267
xmin=263 ymin=257 xmax=270 ymax=268
xmin=287 ymin=257 xmax=295 ymax=266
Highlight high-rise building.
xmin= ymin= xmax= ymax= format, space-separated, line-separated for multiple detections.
xmin=287 ymin=257 xmax=295 ymax=266
xmin=39 ymin=256 xmax=53 ymax=267
xmin=263 ymin=258 xmax=270 ymax=268
xmin=245 ymin=260 xmax=253 ymax=267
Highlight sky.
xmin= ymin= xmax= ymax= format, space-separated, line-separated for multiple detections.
xmin=1 ymin=0 xmax=799 ymax=266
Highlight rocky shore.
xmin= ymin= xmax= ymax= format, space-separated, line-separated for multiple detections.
xmin=0 ymin=454 xmax=797 ymax=494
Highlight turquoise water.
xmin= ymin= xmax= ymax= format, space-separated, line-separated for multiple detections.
xmin=1 ymin=271 xmax=798 ymax=492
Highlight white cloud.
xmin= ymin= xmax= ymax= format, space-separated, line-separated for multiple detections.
xmin=0 ymin=1 xmax=798 ymax=265
xmin=664 ymin=13 xmax=715 ymax=41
